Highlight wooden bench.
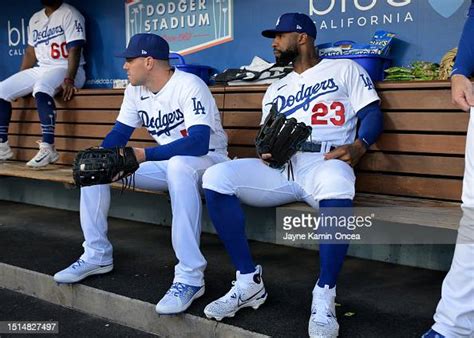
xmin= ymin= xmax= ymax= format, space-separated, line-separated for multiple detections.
xmin=0 ymin=82 xmax=465 ymax=229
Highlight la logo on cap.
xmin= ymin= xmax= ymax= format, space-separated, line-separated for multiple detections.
xmin=296 ymin=25 xmax=302 ymax=29
xmin=141 ymin=50 xmax=148 ymax=55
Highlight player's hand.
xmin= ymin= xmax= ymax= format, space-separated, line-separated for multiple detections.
xmin=451 ymin=74 xmax=474 ymax=111
xmin=133 ymin=147 xmax=146 ymax=163
xmin=260 ymin=153 xmax=272 ymax=166
xmin=324 ymin=139 xmax=367 ymax=167
xmin=61 ymin=81 xmax=77 ymax=101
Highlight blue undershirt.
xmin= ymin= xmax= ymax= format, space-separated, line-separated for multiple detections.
xmin=356 ymin=100 xmax=383 ymax=149
xmin=101 ymin=121 xmax=211 ymax=161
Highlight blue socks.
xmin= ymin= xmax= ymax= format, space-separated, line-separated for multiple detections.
xmin=205 ymin=188 xmax=352 ymax=285
xmin=204 ymin=189 xmax=256 ymax=274
xmin=35 ymin=92 xmax=56 ymax=144
xmin=317 ymin=198 xmax=352 ymax=288
xmin=0 ymin=99 xmax=12 ymax=143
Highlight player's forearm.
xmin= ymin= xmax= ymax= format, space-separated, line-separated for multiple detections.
xmin=101 ymin=121 xmax=135 ymax=148
xmin=451 ymin=15 xmax=474 ymax=77
xmin=144 ymin=125 xmax=211 ymax=161
xmin=20 ymin=46 xmax=37 ymax=71
xmin=65 ymin=46 xmax=82 ymax=80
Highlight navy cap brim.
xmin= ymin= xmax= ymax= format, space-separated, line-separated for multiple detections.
xmin=114 ymin=50 xmax=140 ymax=58
xmin=262 ymin=29 xmax=294 ymax=38
xmin=261 ymin=29 xmax=278 ymax=38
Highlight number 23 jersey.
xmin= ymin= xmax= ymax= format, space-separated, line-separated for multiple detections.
xmin=262 ymin=58 xmax=380 ymax=146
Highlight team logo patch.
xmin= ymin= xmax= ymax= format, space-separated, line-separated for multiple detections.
xmin=192 ymin=98 xmax=206 ymax=115
xmin=360 ymin=74 xmax=374 ymax=90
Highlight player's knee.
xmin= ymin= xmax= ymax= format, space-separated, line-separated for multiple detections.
xmin=312 ymin=160 xmax=355 ymax=198
xmin=202 ymin=162 xmax=235 ymax=195
xmin=33 ymin=84 xmax=55 ymax=98
xmin=167 ymin=156 xmax=198 ymax=181
xmin=0 ymin=82 xmax=12 ymax=101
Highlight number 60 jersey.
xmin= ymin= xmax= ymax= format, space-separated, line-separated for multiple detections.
xmin=28 ymin=3 xmax=86 ymax=67
xmin=262 ymin=58 xmax=380 ymax=146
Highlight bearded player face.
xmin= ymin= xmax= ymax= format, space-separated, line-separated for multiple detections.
xmin=272 ymin=32 xmax=299 ymax=66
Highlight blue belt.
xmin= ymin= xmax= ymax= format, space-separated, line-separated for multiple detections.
xmin=299 ymin=142 xmax=336 ymax=153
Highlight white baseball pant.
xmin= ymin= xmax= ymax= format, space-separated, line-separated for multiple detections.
xmin=79 ymin=152 xmax=228 ymax=287
xmin=202 ymin=152 xmax=355 ymax=209
xmin=0 ymin=66 xmax=85 ymax=101
xmin=432 ymin=108 xmax=474 ymax=337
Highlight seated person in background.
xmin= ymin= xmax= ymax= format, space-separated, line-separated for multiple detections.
xmin=54 ymin=33 xmax=229 ymax=316
xmin=201 ymin=13 xmax=383 ymax=338
xmin=0 ymin=0 xmax=86 ymax=167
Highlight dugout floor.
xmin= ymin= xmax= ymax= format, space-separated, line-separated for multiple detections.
xmin=0 ymin=200 xmax=448 ymax=337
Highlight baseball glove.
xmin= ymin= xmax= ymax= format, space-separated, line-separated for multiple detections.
xmin=72 ymin=147 xmax=139 ymax=187
xmin=256 ymin=104 xmax=312 ymax=169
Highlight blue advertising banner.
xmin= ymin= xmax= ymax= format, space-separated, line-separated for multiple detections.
xmin=0 ymin=0 xmax=471 ymax=88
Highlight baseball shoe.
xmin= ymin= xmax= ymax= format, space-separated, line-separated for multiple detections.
xmin=421 ymin=329 xmax=445 ymax=338
xmin=308 ymin=284 xmax=339 ymax=338
xmin=53 ymin=259 xmax=113 ymax=284
xmin=204 ymin=265 xmax=267 ymax=321
xmin=26 ymin=141 xmax=59 ymax=168
xmin=0 ymin=141 xmax=13 ymax=160
xmin=155 ymin=282 xmax=205 ymax=315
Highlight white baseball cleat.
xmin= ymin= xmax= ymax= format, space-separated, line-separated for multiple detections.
xmin=204 ymin=265 xmax=267 ymax=321
xmin=155 ymin=282 xmax=205 ymax=315
xmin=308 ymin=284 xmax=339 ymax=338
xmin=0 ymin=141 xmax=13 ymax=160
xmin=54 ymin=259 xmax=113 ymax=284
xmin=26 ymin=141 xmax=59 ymax=168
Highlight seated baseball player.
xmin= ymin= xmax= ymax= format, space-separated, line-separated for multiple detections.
xmin=201 ymin=13 xmax=383 ymax=337
xmin=53 ymin=33 xmax=229 ymax=315
xmin=0 ymin=0 xmax=86 ymax=167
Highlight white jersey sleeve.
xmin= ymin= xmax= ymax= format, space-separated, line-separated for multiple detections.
xmin=116 ymin=85 xmax=142 ymax=128
xmin=27 ymin=16 xmax=35 ymax=47
xmin=179 ymin=76 xmax=217 ymax=130
xmin=62 ymin=6 xmax=86 ymax=44
xmin=260 ymin=81 xmax=278 ymax=125
xmin=343 ymin=60 xmax=380 ymax=113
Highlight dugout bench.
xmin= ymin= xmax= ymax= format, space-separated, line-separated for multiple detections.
xmin=0 ymin=81 xmax=466 ymax=230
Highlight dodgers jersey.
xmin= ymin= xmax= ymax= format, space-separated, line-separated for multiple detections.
xmin=262 ymin=59 xmax=380 ymax=146
xmin=117 ymin=69 xmax=228 ymax=151
xmin=28 ymin=3 xmax=86 ymax=67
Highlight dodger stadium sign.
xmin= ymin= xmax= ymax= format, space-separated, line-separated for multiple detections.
xmin=125 ymin=0 xmax=233 ymax=55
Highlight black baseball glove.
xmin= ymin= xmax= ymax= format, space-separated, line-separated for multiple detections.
xmin=255 ymin=104 xmax=312 ymax=169
xmin=72 ymin=147 xmax=139 ymax=187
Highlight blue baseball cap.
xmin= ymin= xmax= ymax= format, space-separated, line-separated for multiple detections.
xmin=262 ymin=13 xmax=316 ymax=39
xmin=116 ymin=33 xmax=169 ymax=60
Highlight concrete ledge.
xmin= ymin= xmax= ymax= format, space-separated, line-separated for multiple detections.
xmin=0 ymin=263 xmax=267 ymax=338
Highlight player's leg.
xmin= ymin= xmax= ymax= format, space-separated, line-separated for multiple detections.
xmin=27 ymin=67 xmax=69 ymax=167
xmin=27 ymin=67 xmax=85 ymax=167
xmin=202 ymin=158 xmax=308 ymax=320
xmin=425 ymin=108 xmax=474 ymax=338
xmin=53 ymin=161 xmax=169 ymax=284
xmin=0 ymin=68 xmax=39 ymax=160
xmin=151 ymin=152 xmax=228 ymax=314
xmin=301 ymin=156 xmax=355 ymax=338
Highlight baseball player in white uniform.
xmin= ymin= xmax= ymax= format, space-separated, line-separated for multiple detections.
xmin=423 ymin=2 xmax=474 ymax=337
xmin=201 ymin=13 xmax=383 ymax=338
xmin=53 ymin=33 xmax=229 ymax=315
xmin=0 ymin=0 xmax=86 ymax=167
